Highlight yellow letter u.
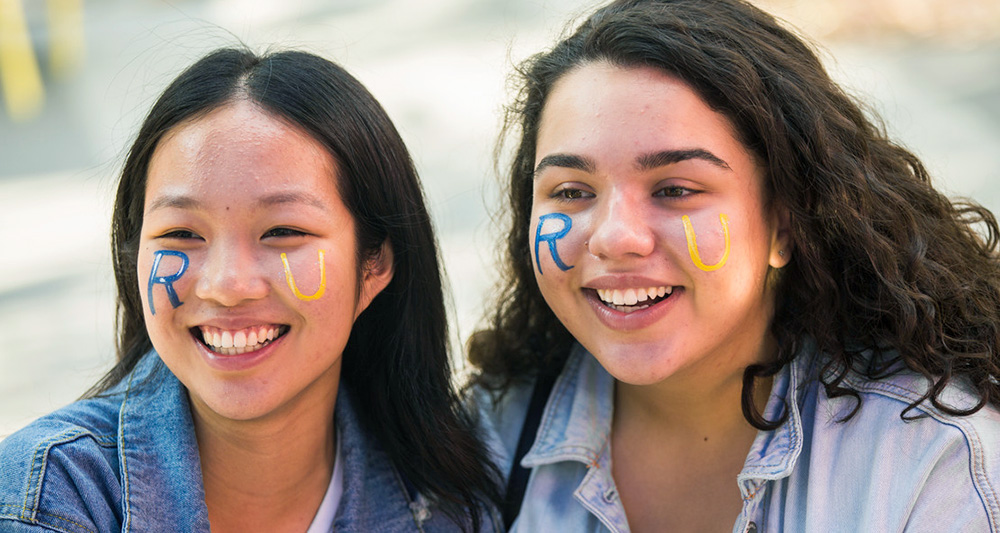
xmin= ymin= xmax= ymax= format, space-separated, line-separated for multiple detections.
xmin=682 ymin=214 xmax=730 ymax=272
xmin=281 ymin=250 xmax=326 ymax=301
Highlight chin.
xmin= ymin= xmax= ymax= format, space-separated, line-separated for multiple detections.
xmin=196 ymin=386 xmax=282 ymax=423
xmin=588 ymin=344 xmax=685 ymax=386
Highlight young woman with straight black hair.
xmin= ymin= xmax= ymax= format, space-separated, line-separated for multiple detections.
xmin=0 ymin=48 xmax=501 ymax=532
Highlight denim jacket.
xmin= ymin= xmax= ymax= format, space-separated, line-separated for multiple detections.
xmin=476 ymin=343 xmax=1000 ymax=532
xmin=0 ymin=352 xmax=497 ymax=532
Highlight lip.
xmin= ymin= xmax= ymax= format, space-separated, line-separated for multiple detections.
xmin=191 ymin=319 xmax=288 ymax=372
xmin=582 ymin=276 xmax=681 ymax=331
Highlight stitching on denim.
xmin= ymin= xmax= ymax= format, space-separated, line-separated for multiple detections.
xmin=532 ymin=354 xmax=579 ymax=452
xmin=847 ymin=380 xmax=1000 ymax=526
xmin=574 ymin=468 xmax=622 ymax=533
xmin=118 ymin=368 xmax=137 ymax=532
xmin=966 ymin=424 xmax=999 ymax=530
xmin=22 ymin=427 xmax=92 ymax=521
xmin=588 ymin=432 xmax=611 ymax=470
xmin=0 ymin=504 xmax=97 ymax=533
xmin=742 ymin=480 xmax=765 ymax=502
xmin=389 ymin=465 xmax=427 ymax=532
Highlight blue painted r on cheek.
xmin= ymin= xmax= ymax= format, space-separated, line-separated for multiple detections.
xmin=147 ymin=250 xmax=189 ymax=315
xmin=534 ymin=213 xmax=575 ymax=275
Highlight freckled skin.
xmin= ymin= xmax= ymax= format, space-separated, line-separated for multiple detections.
xmin=530 ymin=62 xmax=791 ymax=388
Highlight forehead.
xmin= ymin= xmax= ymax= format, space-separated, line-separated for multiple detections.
xmin=536 ymin=62 xmax=751 ymax=167
xmin=145 ymin=100 xmax=340 ymax=206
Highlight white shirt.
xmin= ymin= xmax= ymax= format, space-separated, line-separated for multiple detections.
xmin=306 ymin=429 xmax=344 ymax=533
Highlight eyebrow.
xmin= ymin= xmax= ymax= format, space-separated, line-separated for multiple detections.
xmin=533 ymin=148 xmax=731 ymax=177
xmin=145 ymin=191 xmax=331 ymax=213
xmin=256 ymin=192 xmax=330 ymax=212
xmin=534 ymin=154 xmax=596 ymax=177
xmin=636 ymin=149 xmax=731 ymax=171
xmin=146 ymin=194 xmax=200 ymax=213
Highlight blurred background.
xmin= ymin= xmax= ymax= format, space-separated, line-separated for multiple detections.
xmin=1 ymin=0 xmax=998 ymax=437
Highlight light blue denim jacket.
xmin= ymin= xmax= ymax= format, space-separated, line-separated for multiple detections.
xmin=0 ymin=352 xmax=498 ymax=532
xmin=476 ymin=343 xmax=1000 ymax=532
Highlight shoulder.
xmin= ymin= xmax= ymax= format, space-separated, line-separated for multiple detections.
xmin=794 ymin=370 xmax=1000 ymax=529
xmin=467 ymin=375 xmax=537 ymax=478
xmin=0 ymin=395 xmax=126 ymax=533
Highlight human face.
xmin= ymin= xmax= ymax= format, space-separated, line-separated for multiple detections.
xmin=138 ymin=101 xmax=393 ymax=423
xmin=530 ymin=63 xmax=790 ymax=388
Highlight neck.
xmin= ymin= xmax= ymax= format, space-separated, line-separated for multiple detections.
xmin=614 ymin=335 xmax=777 ymax=444
xmin=192 ymin=383 xmax=338 ymax=533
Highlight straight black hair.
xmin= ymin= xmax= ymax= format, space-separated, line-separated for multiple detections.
xmin=92 ymin=47 xmax=500 ymax=530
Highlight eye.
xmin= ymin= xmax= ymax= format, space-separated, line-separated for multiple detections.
xmin=654 ymin=186 xmax=692 ymax=198
xmin=263 ymin=227 xmax=308 ymax=239
xmin=158 ymin=229 xmax=201 ymax=240
xmin=551 ymin=187 xmax=594 ymax=200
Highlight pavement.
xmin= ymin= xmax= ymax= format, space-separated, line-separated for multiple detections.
xmin=1 ymin=0 xmax=998 ymax=436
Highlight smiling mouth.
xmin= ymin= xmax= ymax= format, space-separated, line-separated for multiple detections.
xmin=193 ymin=324 xmax=289 ymax=355
xmin=593 ymin=286 xmax=674 ymax=313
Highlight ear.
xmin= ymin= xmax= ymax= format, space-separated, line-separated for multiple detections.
xmin=768 ymin=206 xmax=793 ymax=269
xmin=355 ymin=240 xmax=395 ymax=318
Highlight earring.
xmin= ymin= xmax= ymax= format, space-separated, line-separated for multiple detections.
xmin=778 ymin=249 xmax=785 ymax=257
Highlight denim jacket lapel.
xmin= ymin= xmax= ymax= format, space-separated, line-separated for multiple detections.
xmin=117 ymin=353 xmax=211 ymax=532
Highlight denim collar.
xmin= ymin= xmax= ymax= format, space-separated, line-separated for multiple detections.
xmin=333 ymin=387 xmax=425 ymax=531
xmin=117 ymin=353 xmax=211 ymax=531
xmin=522 ymin=344 xmax=615 ymax=469
xmin=521 ymin=344 xmax=809 ymax=495
xmin=118 ymin=353 xmax=424 ymax=531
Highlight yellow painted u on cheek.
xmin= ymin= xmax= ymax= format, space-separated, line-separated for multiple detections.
xmin=682 ymin=214 xmax=730 ymax=272
xmin=281 ymin=250 xmax=326 ymax=300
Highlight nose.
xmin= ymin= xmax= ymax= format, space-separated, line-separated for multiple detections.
xmin=194 ymin=240 xmax=269 ymax=307
xmin=587 ymin=191 xmax=656 ymax=260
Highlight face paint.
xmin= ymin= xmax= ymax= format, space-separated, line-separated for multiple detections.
xmin=147 ymin=250 xmax=189 ymax=315
xmin=682 ymin=213 xmax=730 ymax=272
xmin=534 ymin=213 xmax=576 ymax=275
xmin=281 ymin=249 xmax=327 ymax=301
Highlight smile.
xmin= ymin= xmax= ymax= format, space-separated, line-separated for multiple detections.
xmin=194 ymin=324 xmax=289 ymax=355
xmin=594 ymin=286 xmax=673 ymax=313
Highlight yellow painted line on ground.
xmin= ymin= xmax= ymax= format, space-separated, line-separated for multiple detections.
xmin=0 ymin=0 xmax=45 ymax=121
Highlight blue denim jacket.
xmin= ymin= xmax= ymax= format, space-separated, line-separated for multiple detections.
xmin=0 ymin=352 xmax=498 ymax=532
xmin=476 ymin=344 xmax=1000 ymax=532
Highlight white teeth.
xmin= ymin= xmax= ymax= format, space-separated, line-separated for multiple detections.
xmin=612 ymin=289 xmax=625 ymax=305
xmin=595 ymin=285 xmax=673 ymax=307
xmin=623 ymin=289 xmax=638 ymax=305
xmin=198 ymin=325 xmax=285 ymax=355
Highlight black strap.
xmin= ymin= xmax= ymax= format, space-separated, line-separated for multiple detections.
xmin=501 ymin=370 xmax=560 ymax=529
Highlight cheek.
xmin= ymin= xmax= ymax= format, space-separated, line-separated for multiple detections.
xmin=139 ymin=248 xmax=194 ymax=318
xmin=529 ymin=211 xmax=586 ymax=279
xmin=280 ymin=249 xmax=328 ymax=301
xmin=677 ymin=212 xmax=732 ymax=272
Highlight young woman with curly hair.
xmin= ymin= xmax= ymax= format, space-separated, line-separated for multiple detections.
xmin=469 ymin=0 xmax=1000 ymax=531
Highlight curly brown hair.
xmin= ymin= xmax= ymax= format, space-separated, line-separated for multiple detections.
xmin=468 ymin=0 xmax=1000 ymax=429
